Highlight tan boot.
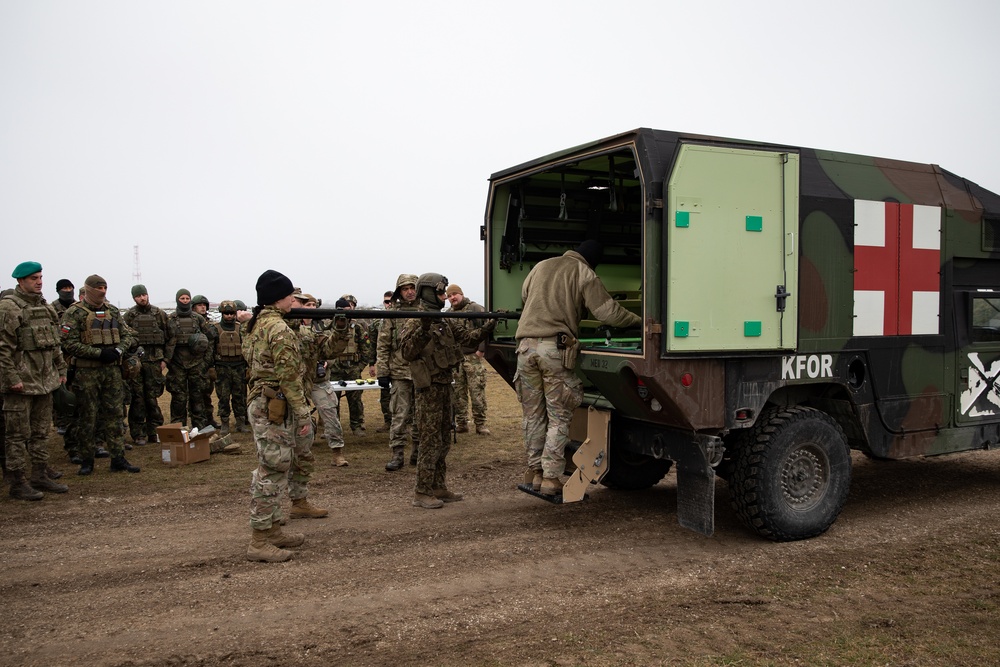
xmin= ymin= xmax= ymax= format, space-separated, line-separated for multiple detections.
xmin=539 ymin=476 xmax=564 ymax=497
xmin=433 ymin=488 xmax=464 ymax=503
xmin=30 ymin=465 xmax=68 ymax=494
xmin=267 ymin=524 xmax=305 ymax=548
xmin=412 ymin=492 xmax=444 ymax=509
xmin=9 ymin=470 xmax=43 ymax=501
xmin=375 ymin=422 xmax=390 ymax=433
xmin=455 ymin=423 xmax=469 ymax=434
xmin=331 ymin=449 xmax=349 ymax=467
xmin=475 ymin=424 xmax=491 ymax=436
xmin=523 ymin=468 xmax=543 ymax=492
xmin=247 ymin=528 xmax=293 ymax=562
xmin=289 ymin=497 xmax=328 ymax=519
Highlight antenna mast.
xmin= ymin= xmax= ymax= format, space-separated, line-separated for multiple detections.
xmin=132 ymin=245 xmax=142 ymax=283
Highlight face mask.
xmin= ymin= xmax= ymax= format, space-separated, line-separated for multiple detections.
xmin=58 ymin=290 xmax=75 ymax=305
xmin=176 ymin=301 xmax=192 ymax=314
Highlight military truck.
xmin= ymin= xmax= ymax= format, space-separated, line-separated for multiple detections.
xmin=482 ymin=128 xmax=1000 ymax=541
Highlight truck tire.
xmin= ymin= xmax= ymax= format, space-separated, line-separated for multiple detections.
xmin=600 ymin=447 xmax=672 ymax=490
xmin=728 ymin=405 xmax=851 ymax=542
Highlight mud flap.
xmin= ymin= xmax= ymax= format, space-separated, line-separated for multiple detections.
xmin=562 ymin=407 xmax=611 ymax=502
xmin=660 ymin=433 xmax=721 ymax=536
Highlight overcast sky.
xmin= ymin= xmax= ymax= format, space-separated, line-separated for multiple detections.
xmin=2 ymin=0 xmax=997 ymax=309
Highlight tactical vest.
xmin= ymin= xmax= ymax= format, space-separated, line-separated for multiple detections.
xmin=131 ymin=309 xmax=166 ymax=346
xmin=336 ymin=324 xmax=359 ymax=363
xmin=3 ymin=293 xmax=60 ymax=352
xmin=81 ymin=308 xmax=122 ymax=346
xmin=173 ymin=314 xmax=199 ymax=344
xmin=216 ymin=324 xmax=243 ymax=360
xmin=409 ymin=322 xmax=464 ymax=389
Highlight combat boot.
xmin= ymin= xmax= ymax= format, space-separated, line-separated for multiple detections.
xmin=267 ymin=524 xmax=305 ymax=548
xmin=523 ymin=468 xmax=543 ymax=492
xmin=247 ymin=528 xmax=293 ymax=563
xmin=8 ymin=470 xmax=43 ymax=501
xmin=110 ymin=456 xmax=141 ymax=473
xmin=45 ymin=465 xmax=63 ymax=480
xmin=476 ymin=424 xmax=491 ymax=436
xmin=409 ymin=447 xmax=418 ymax=466
xmin=235 ymin=420 xmax=249 ymax=433
xmin=385 ymin=446 xmax=404 ymax=471
xmin=289 ymin=497 xmax=328 ymax=519
xmin=331 ymin=449 xmax=348 ymax=467
xmin=412 ymin=492 xmax=444 ymax=509
xmin=220 ymin=423 xmax=230 ymax=436
xmin=30 ymin=465 xmax=68 ymax=494
xmin=433 ymin=488 xmax=464 ymax=503
xmin=94 ymin=446 xmax=110 ymax=459
xmin=352 ymin=425 xmax=366 ymax=437
xmin=134 ymin=436 xmax=147 ymax=446
xmin=539 ymin=477 xmax=564 ymax=497
xmin=375 ymin=421 xmax=390 ymax=434
xmin=455 ymin=422 xmax=469 ymax=434
xmin=77 ymin=458 xmax=95 ymax=476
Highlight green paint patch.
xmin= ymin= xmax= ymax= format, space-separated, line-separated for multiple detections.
xmin=674 ymin=321 xmax=689 ymax=337
xmin=746 ymin=215 xmax=763 ymax=232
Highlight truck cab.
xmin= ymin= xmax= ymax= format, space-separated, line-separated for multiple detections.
xmin=483 ymin=128 xmax=1000 ymax=540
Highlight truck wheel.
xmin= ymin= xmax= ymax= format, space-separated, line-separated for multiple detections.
xmin=729 ymin=405 xmax=851 ymax=541
xmin=600 ymin=447 xmax=672 ymax=490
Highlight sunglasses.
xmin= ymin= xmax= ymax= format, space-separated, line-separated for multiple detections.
xmin=383 ymin=299 xmax=391 ymax=304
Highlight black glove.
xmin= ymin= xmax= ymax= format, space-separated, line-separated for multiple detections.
xmin=420 ymin=317 xmax=432 ymax=331
xmin=377 ymin=376 xmax=391 ymax=388
xmin=98 ymin=347 xmax=121 ymax=364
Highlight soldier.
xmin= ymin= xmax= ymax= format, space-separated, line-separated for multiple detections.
xmin=122 ymin=284 xmax=169 ymax=445
xmin=445 ymin=284 xmax=490 ymax=435
xmin=371 ymin=290 xmax=394 ymax=433
xmin=165 ymin=289 xmax=213 ymax=429
xmin=516 ymin=240 xmax=641 ymax=496
xmin=213 ymin=300 xmax=248 ymax=434
xmin=399 ymin=273 xmax=495 ymax=508
xmin=243 ymin=269 xmax=319 ymax=563
xmin=294 ymin=293 xmax=350 ymax=466
xmin=60 ymin=274 xmax=141 ymax=475
xmin=191 ymin=294 xmax=219 ymax=428
xmin=52 ymin=279 xmax=76 ymax=317
xmin=327 ymin=297 xmax=373 ymax=437
xmin=0 ymin=261 xmax=70 ymax=499
xmin=51 ymin=279 xmax=76 ymax=438
xmin=376 ymin=274 xmax=421 ymax=471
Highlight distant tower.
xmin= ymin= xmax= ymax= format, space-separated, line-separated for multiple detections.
xmin=132 ymin=245 xmax=142 ymax=283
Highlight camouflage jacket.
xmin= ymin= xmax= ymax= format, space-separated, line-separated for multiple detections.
xmin=123 ymin=304 xmax=169 ymax=362
xmin=295 ymin=321 xmax=350 ymax=385
xmin=165 ymin=311 xmax=214 ymax=370
xmin=328 ymin=320 xmax=373 ymax=369
xmin=0 ymin=287 xmax=66 ymax=394
xmin=399 ymin=304 xmax=491 ymax=386
xmin=60 ymin=299 xmax=137 ymax=367
xmin=243 ymin=307 xmax=310 ymax=421
xmin=449 ymin=297 xmax=487 ymax=355
xmin=375 ymin=301 xmax=419 ymax=380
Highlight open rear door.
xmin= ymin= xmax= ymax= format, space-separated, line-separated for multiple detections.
xmin=665 ymin=144 xmax=799 ymax=352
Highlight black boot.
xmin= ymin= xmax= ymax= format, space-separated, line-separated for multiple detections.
xmin=110 ymin=456 xmax=140 ymax=473
xmin=77 ymin=458 xmax=95 ymax=476
xmin=94 ymin=446 xmax=110 ymax=459
xmin=385 ymin=447 xmax=404 ymax=471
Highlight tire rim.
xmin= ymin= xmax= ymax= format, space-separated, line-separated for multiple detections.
xmin=780 ymin=444 xmax=829 ymax=512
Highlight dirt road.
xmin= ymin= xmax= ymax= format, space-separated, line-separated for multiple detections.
xmin=2 ymin=377 xmax=999 ymax=666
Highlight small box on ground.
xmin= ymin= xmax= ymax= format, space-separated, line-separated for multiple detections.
xmin=157 ymin=424 xmax=211 ymax=466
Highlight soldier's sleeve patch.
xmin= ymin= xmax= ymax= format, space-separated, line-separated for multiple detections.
xmin=60 ymin=323 xmax=72 ymax=334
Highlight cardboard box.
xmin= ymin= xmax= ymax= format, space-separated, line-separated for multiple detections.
xmin=157 ymin=423 xmax=212 ymax=466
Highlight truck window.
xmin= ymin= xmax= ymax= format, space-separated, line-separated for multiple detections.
xmin=971 ymin=295 xmax=1000 ymax=342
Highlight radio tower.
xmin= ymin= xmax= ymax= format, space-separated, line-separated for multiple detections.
xmin=132 ymin=245 xmax=142 ymax=283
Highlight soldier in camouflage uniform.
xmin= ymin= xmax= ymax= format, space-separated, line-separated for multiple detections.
xmin=191 ymin=294 xmax=220 ymax=428
xmin=122 ymin=284 xmax=169 ymax=445
xmin=326 ymin=297 xmax=374 ymax=437
xmin=293 ymin=293 xmax=351 ymax=466
xmin=243 ymin=270 xmax=323 ymax=563
xmin=399 ymin=273 xmax=495 ymax=508
xmin=377 ymin=274 xmax=421 ymax=471
xmin=372 ymin=290 xmax=394 ymax=432
xmin=50 ymin=279 xmax=77 ymax=444
xmin=165 ymin=289 xmax=213 ymax=429
xmin=445 ymin=284 xmax=490 ymax=435
xmin=516 ymin=241 xmax=640 ymax=496
xmin=213 ymin=300 xmax=248 ymax=434
xmin=0 ymin=262 xmax=70 ymax=499
xmin=60 ymin=274 xmax=141 ymax=476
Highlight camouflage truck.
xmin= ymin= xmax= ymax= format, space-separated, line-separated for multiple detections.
xmin=483 ymin=128 xmax=1000 ymax=541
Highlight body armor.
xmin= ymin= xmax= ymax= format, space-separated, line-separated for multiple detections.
xmin=131 ymin=310 xmax=166 ymax=346
xmin=3 ymin=293 xmax=60 ymax=351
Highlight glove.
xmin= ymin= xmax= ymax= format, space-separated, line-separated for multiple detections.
xmin=208 ymin=367 xmax=217 ymax=382
xmin=482 ymin=319 xmax=497 ymax=334
xmin=377 ymin=376 xmax=391 ymax=388
xmin=420 ymin=317 xmax=432 ymax=332
xmin=98 ymin=347 xmax=121 ymax=364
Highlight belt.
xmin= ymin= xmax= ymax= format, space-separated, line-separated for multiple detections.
xmin=74 ymin=358 xmax=105 ymax=368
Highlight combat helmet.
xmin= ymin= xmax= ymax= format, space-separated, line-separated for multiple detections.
xmin=191 ymin=294 xmax=209 ymax=308
xmin=340 ymin=294 xmax=358 ymax=307
xmin=391 ymin=273 xmax=419 ymax=303
xmin=233 ymin=300 xmax=247 ymax=311
xmin=219 ymin=300 xmax=237 ymax=314
xmin=415 ymin=273 xmax=448 ymax=310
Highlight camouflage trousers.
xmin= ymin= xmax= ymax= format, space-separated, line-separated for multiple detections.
xmin=515 ymin=338 xmax=583 ymax=478
xmin=215 ymin=362 xmax=247 ymax=425
xmin=2 ymin=392 xmax=52 ymax=473
xmin=379 ymin=386 xmax=391 ymax=426
xmin=72 ymin=366 xmax=128 ymax=459
xmin=330 ymin=364 xmax=365 ymax=429
xmin=310 ymin=381 xmax=344 ymax=448
xmin=201 ymin=363 xmax=216 ymax=425
xmin=453 ymin=353 xmax=487 ymax=427
xmin=388 ymin=378 xmax=419 ymax=452
xmin=247 ymin=395 xmax=315 ymax=531
xmin=128 ymin=360 xmax=166 ymax=440
xmin=413 ymin=383 xmax=453 ymax=496
xmin=166 ymin=363 xmax=207 ymax=429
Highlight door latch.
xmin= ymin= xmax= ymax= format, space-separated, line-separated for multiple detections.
xmin=775 ymin=285 xmax=791 ymax=312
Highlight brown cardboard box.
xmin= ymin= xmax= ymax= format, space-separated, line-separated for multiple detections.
xmin=157 ymin=424 xmax=212 ymax=466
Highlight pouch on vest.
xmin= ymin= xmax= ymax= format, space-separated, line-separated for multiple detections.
xmin=409 ymin=359 xmax=432 ymax=390
xmin=262 ymin=385 xmax=287 ymax=424
xmin=558 ymin=333 xmax=580 ymax=371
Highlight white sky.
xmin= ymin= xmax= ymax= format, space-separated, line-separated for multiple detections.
xmin=2 ymin=0 xmax=998 ymax=309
